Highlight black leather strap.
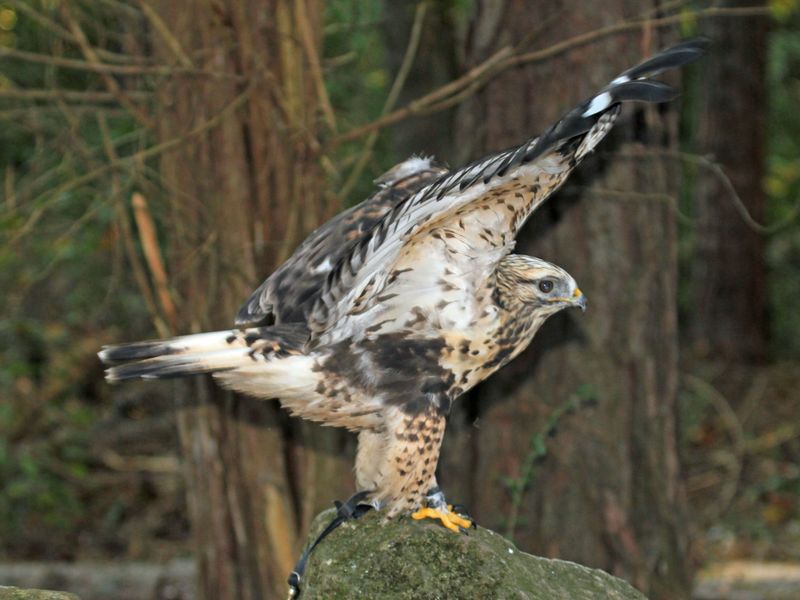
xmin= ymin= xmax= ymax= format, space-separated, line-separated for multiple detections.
xmin=287 ymin=491 xmax=372 ymax=598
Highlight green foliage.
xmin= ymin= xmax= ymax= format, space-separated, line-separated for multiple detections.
xmin=0 ymin=1 xmax=155 ymax=558
xmin=767 ymin=20 xmax=800 ymax=357
xmin=323 ymin=0 xmax=393 ymax=204
xmin=0 ymin=319 xmax=100 ymax=557
xmin=502 ymin=385 xmax=598 ymax=540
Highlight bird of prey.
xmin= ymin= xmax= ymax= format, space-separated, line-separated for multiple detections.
xmin=100 ymin=39 xmax=707 ymax=534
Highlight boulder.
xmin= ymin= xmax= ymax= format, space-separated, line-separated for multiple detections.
xmin=0 ymin=587 xmax=80 ymax=600
xmin=296 ymin=508 xmax=648 ymax=600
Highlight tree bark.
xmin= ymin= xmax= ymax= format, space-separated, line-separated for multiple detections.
xmin=147 ymin=2 xmax=351 ymax=598
xmin=440 ymin=2 xmax=691 ymax=598
xmin=690 ymin=2 xmax=769 ymax=361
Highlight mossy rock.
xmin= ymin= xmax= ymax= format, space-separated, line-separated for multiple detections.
xmin=298 ymin=509 xmax=647 ymax=599
xmin=0 ymin=587 xmax=80 ymax=600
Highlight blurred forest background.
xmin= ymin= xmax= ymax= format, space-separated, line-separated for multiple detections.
xmin=1 ymin=1 xmax=799 ymax=599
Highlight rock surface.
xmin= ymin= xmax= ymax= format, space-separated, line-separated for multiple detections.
xmin=0 ymin=587 xmax=80 ymax=600
xmin=297 ymin=508 xmax=648 ymax=599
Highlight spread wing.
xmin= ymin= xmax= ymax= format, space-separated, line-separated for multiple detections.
xmin=234 ymin=158 xmax=448 ymax=327
xmin=308 ymin=38 xmax=708 ymax=344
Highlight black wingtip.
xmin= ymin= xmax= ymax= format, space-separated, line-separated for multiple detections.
xmin=418 ymin=37 xmax=710 ymax=197
xmin=98 ymin=341 xmax=177 ymax=364
xmin=104 ymin=357 xmax=234 ymax=382
xmin=611 ymin=79 xmax=679 ymax=104
xmin=620 ymin=37 xmax=710 ymax=81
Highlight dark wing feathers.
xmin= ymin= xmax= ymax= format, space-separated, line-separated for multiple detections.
xmin=618 ymin=37 xmax=709 ymax=80
xmin=234 ymin=161 xmax=447 ymax=327
xmin=306 ymin=38 xmax=707 ymax=338
xmin=410 ymin=37 xmax=707 ymax=201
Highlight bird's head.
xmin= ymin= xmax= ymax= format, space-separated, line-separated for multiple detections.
xmin=495 ymin=254 xmax=586 ymax=315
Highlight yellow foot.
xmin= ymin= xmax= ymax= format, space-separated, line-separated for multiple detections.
xmin=411 ymin=506 xmax=473 ymax=533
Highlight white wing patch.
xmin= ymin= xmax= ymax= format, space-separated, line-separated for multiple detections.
xmin=312 ymin=257 xmax=333 ymax=274
xmin=375 ymin=155 xmax=435 ymax=187
xmin=582 ymin=91 xmax=613 ymax=117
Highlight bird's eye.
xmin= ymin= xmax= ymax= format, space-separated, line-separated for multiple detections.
xmin=538 ymin=280 xmax=554 ymax=293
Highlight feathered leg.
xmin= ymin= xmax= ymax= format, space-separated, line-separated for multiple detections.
xmin=363 ymin=405 xmax=470 ymax=531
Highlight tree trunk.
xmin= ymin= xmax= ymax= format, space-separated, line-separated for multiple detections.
xmin=690 ymin=3 xmax=769 ymax=361
xmin=440 ymin=3 xmax=691 ymax=598
xmin=147 ymin=2 xmax=351 ymax=598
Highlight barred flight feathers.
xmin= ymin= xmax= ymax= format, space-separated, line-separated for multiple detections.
xmin=307 ymin=38 xmax=708 ymax=343
xmin=234 ymin=158 xmax=447 ymax=328
xmin=102 ymin=325 xmax=308 ymax=382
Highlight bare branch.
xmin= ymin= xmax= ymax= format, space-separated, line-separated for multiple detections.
xmin=589 ymin=187 xmax=693 ymax=225
xmin=296 ymin=0 xmax=337 ymax=131
xmin=9 ymin=82 xmax=255 ymax=247
xmin=615 ymin=149 xmax=800 ymax=234
xmin=4 ymin=164 xmax=15 ymax=209
xmin=132 ymin=191 xmax=179 ymax=330
xmin=60 ymin=3 xmax=155 ymax=129
xmin=329 ymin=45 xmax=513 ymax=147
xmin=93 ymin=0 xmax=144 ymax=20
xmin=99 ymin=112 xmax=170 ymax=338
xmin=0 ymin=106 xmax=130 ymax=120
xmin=137 ymin=0 xmax=194 ymax=68
xmin=8 ymin=0 xmax=151 ymax=65
xmin=0 ymin=88 xmax=151 ymax=103
xmin=0 ymin=46 xmax=245 ymax=79
xmin=509 ymin=6 xmax=771 ymax=68
xmin=337 ymin=1 xmax=428 ymax=199
xmin=329 ymin=5 xmax=772 ymax=147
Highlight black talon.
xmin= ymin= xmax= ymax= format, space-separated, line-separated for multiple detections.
xmin=288 ymin=491 xmax=373 ymax=598
xmin=420 ymin=487 xmax=477 ymax=532
xmin=449 ymin=503 xmax=477 ymax=528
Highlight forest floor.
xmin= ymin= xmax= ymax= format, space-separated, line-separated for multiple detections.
xmin=682 ymin=358 xmax=800 ymax=599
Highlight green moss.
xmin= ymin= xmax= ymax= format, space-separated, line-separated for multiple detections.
xmin=0 ymin=587 xmax=80 ymax=600
xmin=300 ymin=509 xmax=648 ymax=600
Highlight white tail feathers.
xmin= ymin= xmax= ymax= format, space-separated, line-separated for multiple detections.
xmin=99 ymin=325 xmax=309 ymax=384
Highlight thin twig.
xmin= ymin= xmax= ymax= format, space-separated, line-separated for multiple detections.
xmin=505 ymin=390 xmax=593 ymax=541
xmin=137 ymin=0 xmax=194 ymax=68
xmin=337 ymin=1 xmax=428 ymax=200
xmin=329 ymin=45 xmax=513 ymax=147
xmin=97 ymin=113 xmax=170 ymax=336
xmin=4 ymin=164 xmax=15 ymax=209
xmin=94 ymin=0 xmax=143 ymax=19
xmin=60 ymin=3 xmax=155 ymax=129
xmin=132 ymin=192 xmax=179 ymax=331
xmin=589 ymin=187 xmax=693 ymax=225
xmin=615 ymin=149 xmax=800 ymax=234
xmin=0 ymin=106 xmax=131 ymax=120
xmin=508 ymin=6 xmax=771 ymax=68
xmin=8 ymin=127 xmax=146 ymax=211
xmin=0 ymin=46 xmax=244 ymax=78
xmin=9 ymin=82 xmax=255 ymax=246
xmin=329 ymin=6 xmax=772 ymax=147
xmin=296 ymin=0 xmax=337 ymax=131
xmin=0 ymin=88 xmax=151 ymax=103
xmin=100 ymin=451 xmax=180 ymax=474
xmin=683 ymin=374 xmax=744 ymax=519
xmin=7 ymin=0 xmax=149 ymax=65
xmin=743 ymin=423 xmax=800 ymax=454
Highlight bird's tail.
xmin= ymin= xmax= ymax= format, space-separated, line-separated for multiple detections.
xmin=99 ymin=325 xmax=382 ymax=430
xmin=99 ymin=324 xmax=309 ymax=383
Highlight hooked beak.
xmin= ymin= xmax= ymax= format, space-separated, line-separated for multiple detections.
xmin=546 ymin=288 xmax=587 ymax=312
xmin=572 ymin=288 xmax=587 ymax=312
